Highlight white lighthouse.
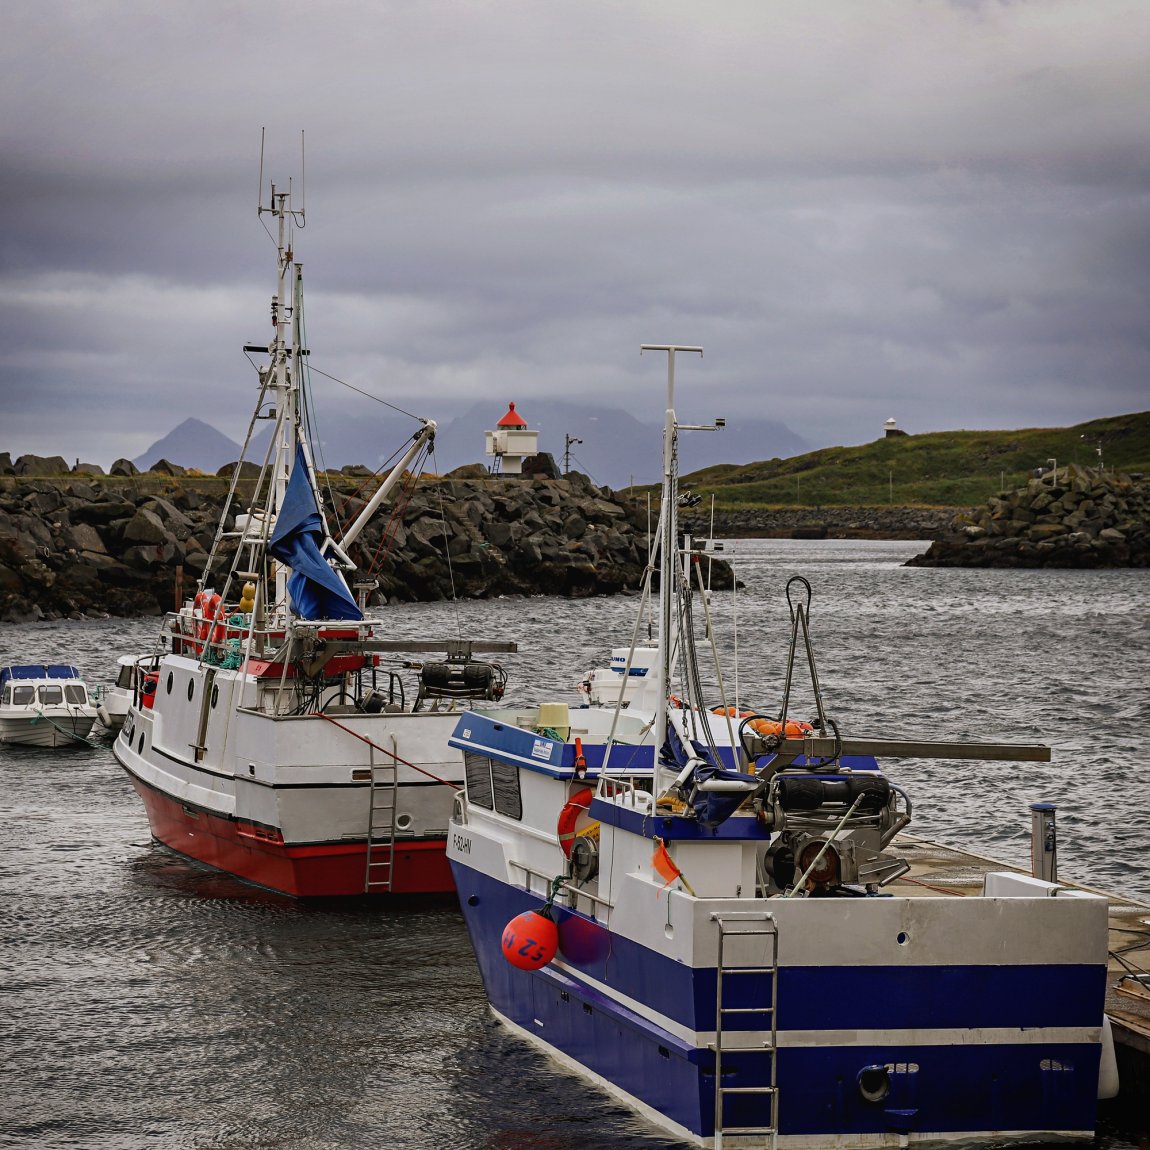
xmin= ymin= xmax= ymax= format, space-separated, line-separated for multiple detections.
xmin=485 ymin=402 xmax=539 ymax=475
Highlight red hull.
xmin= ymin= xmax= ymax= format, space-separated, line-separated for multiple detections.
xmin=126 ymin=773 xmax=456 ymax=897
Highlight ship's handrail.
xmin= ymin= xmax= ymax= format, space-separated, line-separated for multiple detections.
xmin=510 ymin=859 xmax=613 ymax=915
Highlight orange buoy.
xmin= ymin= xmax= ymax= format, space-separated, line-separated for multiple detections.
xmin=501 ymin=908 xmax=558 ymax=970
xmin=557 ymin=787 xmax=595 ymax=858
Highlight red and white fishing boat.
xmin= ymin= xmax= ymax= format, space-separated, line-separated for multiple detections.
xmin=114 ymin=167 xmax=513 ymax=896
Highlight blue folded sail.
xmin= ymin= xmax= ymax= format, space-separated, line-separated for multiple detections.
xmin=268 ymin=444 xmax=363 ymax=621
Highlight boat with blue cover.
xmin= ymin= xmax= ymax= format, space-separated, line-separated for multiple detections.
xmin=446 ymin=346 xmax=1116 ymax=1147
xmin=0 ymin=664 xmax=100 ymax=746
xmin=112 ymin=157 xmax=515 ymax=897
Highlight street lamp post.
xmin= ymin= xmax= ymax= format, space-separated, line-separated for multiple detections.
xmin=563 ymin=434 xmax=583 ymax=475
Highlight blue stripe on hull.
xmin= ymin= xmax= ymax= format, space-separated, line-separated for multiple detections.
xmin=452 ymin=861 xmax=1101 ymax=1142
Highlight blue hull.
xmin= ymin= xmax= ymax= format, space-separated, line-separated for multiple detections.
xmin=452 ymin=861 xmax=1103 ymax=1143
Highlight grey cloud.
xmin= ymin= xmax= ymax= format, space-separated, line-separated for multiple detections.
xmin=2 ymin=0 xmax=1148 ymax=467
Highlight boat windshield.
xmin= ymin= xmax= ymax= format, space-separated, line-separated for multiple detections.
xmin=38 ymin=686 xmax=63 ymax=705
xmin=12 ymin=686 xmax=34 ymax=705
xmin=115 ymin=665 xmax=135 ymax=689
xmin=65 ymin=684 xmax=88 ymax=705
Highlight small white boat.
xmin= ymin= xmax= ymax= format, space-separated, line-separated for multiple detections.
xmin=0 ymin=664 xmax=100 ymax=747
xmin=96 ymin=654 xmax=157 ymax=732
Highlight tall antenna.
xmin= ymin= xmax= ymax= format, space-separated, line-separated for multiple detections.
xmin=257 ymin=128 xmax=306 ymax=225
xmin=257 ymin=127 xmax=266 ymax=214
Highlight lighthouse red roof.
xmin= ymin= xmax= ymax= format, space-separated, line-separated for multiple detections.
xmin=496 ymin=402 xmax=528 ymax=429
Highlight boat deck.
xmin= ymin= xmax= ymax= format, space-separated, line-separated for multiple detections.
xmin=895 ymin=833 xmax=1150 ymax=1107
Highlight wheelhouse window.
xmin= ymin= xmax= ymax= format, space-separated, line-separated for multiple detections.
xmin=115 ymin=665 xmax=135 ymax=689
xmin=490 ymin=761 xmax=523 ymax=820
xmin=12 ymin=686 xmax=34 ymax=705
xmin=464 ymin=752 xmax=494 ymax=809
xmin=1 ymin=686 xmax=10 ymax=705
xmin=38 ymin=686 xmax=63 ymax=705
xmin=463 ymin=752 xmax=522 ymax=820
xmin=64 ymin=684 xmax=88 ymax=705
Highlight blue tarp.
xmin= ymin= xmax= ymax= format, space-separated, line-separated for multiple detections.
xmin=267 ymin=444 xmax=362 ymax=621
xmin=0 ymin=665 xmax=82 ymax=688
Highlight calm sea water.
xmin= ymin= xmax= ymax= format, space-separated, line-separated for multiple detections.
xmin=1 ymin=540 xmax=1147 ymax=1149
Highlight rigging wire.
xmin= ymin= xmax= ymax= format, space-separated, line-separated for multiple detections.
xmin=304 ymin=363 xmax=425 ymax=422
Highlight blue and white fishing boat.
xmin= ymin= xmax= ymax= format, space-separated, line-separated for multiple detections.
xmin=446 ymin=346 xmax=1115 ymax=1147
xmin=0 ymin=664 xmax=100 ymax=746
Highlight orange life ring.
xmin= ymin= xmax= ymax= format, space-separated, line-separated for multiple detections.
xmin=200 ymin=594 xmax=221 ymax=643
xmin=193 ymin=592 xmax=210 ymax=640
xmin=557 ymin=787 xmax=595 ymax=858
xmin=209 ymin=595 xmax=228 ymax=644
xmin=748 ymin=717 xmax=814 ymax=739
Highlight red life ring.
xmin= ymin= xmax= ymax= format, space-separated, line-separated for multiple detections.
xmin=557 ymin=787 xmax=595 ymax=858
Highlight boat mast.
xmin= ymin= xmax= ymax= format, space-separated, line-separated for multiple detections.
xmin=261 ymin=181 xmax=302 ymax=614
xmin=641 ymin=344 xmax=702 ymax=796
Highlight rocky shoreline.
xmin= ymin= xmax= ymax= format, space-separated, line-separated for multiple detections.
xmin=907 ymin=465 xmax=1149 ymax=568
xmin=0 ymin=455 xmax=715 ymax=623
xmin=4 ymin=450 xmax=1143 ymax=621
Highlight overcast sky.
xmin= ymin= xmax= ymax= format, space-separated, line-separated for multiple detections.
xmin=3 ymin=0 xmax=1148 ymax=467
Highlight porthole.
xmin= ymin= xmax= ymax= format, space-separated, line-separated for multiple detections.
xmin=211 ymin=685 xmax=219 ymax=709
xmin=396 ymin=813 xmax=414 ymax=831
xmin=137 ymin=732 xmax=145 ymax=755
xmin=187 ymin=680 xmax=194 ymax=702
xmin=896 ymin=931 xmax=910 ymax=946
xmin=166 ymin=672 xmax=173 ymax=695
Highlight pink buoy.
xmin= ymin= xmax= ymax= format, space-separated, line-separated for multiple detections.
xmin=501 ymin=908 xmax=558 ymax=970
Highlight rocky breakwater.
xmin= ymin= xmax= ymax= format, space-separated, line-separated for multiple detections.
xmin=0 ymin=454 xmax=729 ymax=622
xmin=906 ymin=464 xmax=1149 ymax=568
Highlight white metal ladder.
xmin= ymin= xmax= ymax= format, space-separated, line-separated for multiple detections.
xmin=710 ymin=911 xmax=779 ymax=1150
xmin=363 ymin=743 xmax=398 ymax=893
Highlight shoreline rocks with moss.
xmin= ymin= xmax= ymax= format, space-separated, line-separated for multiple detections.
xmin=906 ymin=465 xmax=1149 ymax=568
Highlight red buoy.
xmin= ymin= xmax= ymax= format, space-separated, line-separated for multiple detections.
xmin=501 ymin=908 xmax=558 ymax=970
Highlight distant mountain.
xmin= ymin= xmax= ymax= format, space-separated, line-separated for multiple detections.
xmin=134 ymin=418 xmax=242 ymax=473
xmin=136 ymin=402 xmax=811 ymax=489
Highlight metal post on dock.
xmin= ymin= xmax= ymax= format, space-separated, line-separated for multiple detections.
xmin=1030 ymin=802 xmax=1057 ymax=882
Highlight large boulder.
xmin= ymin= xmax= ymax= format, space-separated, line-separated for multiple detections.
xmin=14 ymin=454 xmax=70 ymax=476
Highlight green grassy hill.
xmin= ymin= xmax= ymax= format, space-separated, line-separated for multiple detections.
xmin=675 ymin=411 xmax=1150 ymax=509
